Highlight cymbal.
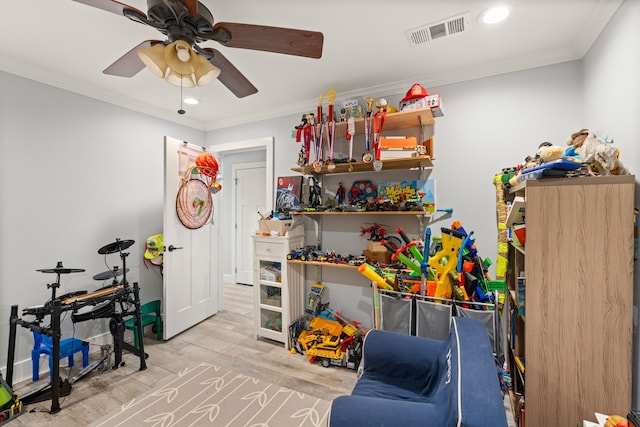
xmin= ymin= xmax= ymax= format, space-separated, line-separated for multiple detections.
xmin=98 ymin=239 xmax=134 ymax=255
xmin=93 ymin=268 xmax=129 ymax=281
xmin=37 ymin=267 xmax=85 ymax=274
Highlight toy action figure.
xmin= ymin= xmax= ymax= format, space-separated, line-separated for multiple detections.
xmin=336 ymin=182 xmax=346 ymax=205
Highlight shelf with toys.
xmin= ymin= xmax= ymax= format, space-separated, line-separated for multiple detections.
xmin=498 ymin=174 xmax=635 ymax=426
xmin=292 ymin=88 xmax=436 ymax=174
xmin=291 ymin=155 xmax=433 ymax=175
xmin=276 ymin=88 xmax=446 ymax=336
xmin=286 ymin=91 xmax=440 ymax=281
xmin=287 ymin=259 xmax=359 ymax=270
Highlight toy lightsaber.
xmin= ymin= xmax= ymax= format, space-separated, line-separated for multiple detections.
xmin=372 ymin=281 xmax=380 ymax=329
xmin=421 ymin=227 xmax=431 ymax=295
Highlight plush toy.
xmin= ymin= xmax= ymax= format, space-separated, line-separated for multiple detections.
xmin=565 ymin=129 xmax=629 ymax=176
xmin=604 ymin=414 xmax=629 ymax=427
xmin=566 ymin=128 xmax=589 ymax=149
xmin=507 ymin=141 xmax=568 ymax=186
xmin=537 ymin=142 xmax=564 ymax=163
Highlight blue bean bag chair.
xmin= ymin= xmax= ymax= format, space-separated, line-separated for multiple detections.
xmin=328 ymin=317 xmax=507 ymax=427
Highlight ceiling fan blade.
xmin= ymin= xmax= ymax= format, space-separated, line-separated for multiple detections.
xmin=210 ymin=23 xmax=323 ymax=59
xmin=182 ymin=0 xmax=198 ymax=16
xmin=204 ymin=48 xmax=258 ymax=98
xmin=103 ymin=40 xmax=158 ymax=77
xmin=72 ymin=0 xmax=146 ymax=18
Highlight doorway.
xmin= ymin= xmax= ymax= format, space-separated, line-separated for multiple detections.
xmin=209 ymin=137 xmax=274 ymax=302
xmin=232 ymin=161 xmax=267 ymax=285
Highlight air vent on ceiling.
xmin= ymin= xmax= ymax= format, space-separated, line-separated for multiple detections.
xmin=406 ymin=13 xmax=470 ymax=47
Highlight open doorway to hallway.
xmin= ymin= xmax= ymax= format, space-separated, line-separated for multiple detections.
xmin=232 ymin=161 xmax=266 ymax=285
xmin=210 ymin=137 xmax=274 ymax=296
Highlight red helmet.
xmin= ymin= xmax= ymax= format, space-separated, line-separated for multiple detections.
xmin=401 ymin=83 xmax=428 ymax=102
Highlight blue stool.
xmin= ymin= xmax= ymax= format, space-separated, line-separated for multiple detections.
xmin=31 ymin=331 xmax=89 ymax=381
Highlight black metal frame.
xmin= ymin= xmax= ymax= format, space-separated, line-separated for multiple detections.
xmin=5 ymin=278 xmax=147 ymax=414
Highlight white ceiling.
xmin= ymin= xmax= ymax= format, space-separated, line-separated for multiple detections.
xmin=1 ymin=0 xmax=621 ymax=130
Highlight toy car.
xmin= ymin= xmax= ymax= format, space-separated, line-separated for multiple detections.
xmin=287 ymin=248 xmax=310 ymax=261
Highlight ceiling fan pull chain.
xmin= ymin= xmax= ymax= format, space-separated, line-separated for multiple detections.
xmin=178 ymin=76 xmax=185 ymax=115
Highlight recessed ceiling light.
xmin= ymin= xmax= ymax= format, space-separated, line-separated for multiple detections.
xmin=184 ymin=97 xmax=199 ymax=105
xmin=480 ymin=5 xmax=510 ymax=24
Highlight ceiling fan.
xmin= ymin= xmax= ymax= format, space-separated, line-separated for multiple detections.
xmin=73 ymin=0 xmax=324 ymax=97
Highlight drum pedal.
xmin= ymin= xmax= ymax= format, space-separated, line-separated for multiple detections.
xmin=69 ymin=344 xmax=112 ymax=384
xmin=99 ymin=345 xmax=112 ymax=372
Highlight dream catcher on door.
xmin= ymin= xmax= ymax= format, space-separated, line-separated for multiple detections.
xmin=176 ymin=152 xmax=221 ymax=229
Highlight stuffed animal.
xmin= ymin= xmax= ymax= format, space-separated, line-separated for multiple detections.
xmin=566 ymin=128 xmax=589 ymax=149
xmin=537 ymin=142 xmax=564 ymax=163
xmin=566 ymin=129 xmax=629 ymax=176
xmin=507 ymin=142 xmax=565 ymax=186
xmin=604 ymin=414 xmax=629 ymax=427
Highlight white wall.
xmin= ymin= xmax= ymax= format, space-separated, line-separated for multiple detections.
xmin=0 ymin=71 xmax=204 ymax=382
xmin=582 ymin=0 xmax=640 ymax=407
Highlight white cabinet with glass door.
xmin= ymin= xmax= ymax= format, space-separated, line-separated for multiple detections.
xmin=252 ymin=233 xmax=304 ymax=348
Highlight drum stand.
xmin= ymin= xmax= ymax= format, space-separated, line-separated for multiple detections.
xmin=7 ymin=290 xmax=71 ymax=414
xmin=111 ymin=249 xmax=148 ymax=371
xmin=96 ymin=239 xmax=147 ymax=371
xmin=5 ymin=243 xmax=147 ymax=415
xmin=12 ymin=263 xmax=83 ymax=412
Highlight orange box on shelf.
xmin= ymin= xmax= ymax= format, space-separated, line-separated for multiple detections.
xmin=380 ymin=136 xmax=417 ymax=149
xmin=422 ymin=138 xmax=434 ymax=157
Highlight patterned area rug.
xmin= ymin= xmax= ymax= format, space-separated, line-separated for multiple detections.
xmin=89 ymin=363 xmax=330 ymax=427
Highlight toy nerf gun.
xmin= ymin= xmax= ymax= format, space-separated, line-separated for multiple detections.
xmin=380 ymin=239 xmax=421 ymax=276
xmin=358 ymin=263 xmax=394 ymax=291
xmin=450 ymin=221 xmax=494 ymax=304
xmin=428 ymin=227 xmax=466 ymax=299
xmin=396 ymin=227 xmax=423 ymax=264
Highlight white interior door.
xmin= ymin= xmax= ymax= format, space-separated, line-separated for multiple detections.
xmin=233 ymin=162 xmax=266 ymax=285
xmin=163 ymin=137 xmax=220 ymax=339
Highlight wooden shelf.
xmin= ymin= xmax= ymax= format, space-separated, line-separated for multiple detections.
xmin=294 ymin=210 xmax=433 ymax=216
xmin=287 ymin=260 xmax=359 ymax=270
xmin=291 ymin=155 xmax=433 ymax=175
xmin=503 ymin=175 xmax=635 ymax=425
xmin=335 ymin=107 xmax=434 ymax=136
xmin=509 ymin=241 xmax=525 ymax=255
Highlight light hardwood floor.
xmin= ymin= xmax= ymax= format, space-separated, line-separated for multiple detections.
xmin=10 ymin=283 xmax=356 ymax=426
xmin=9 ymin=283 xmax=515 ymax=426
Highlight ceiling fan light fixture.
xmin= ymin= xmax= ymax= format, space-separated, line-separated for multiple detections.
xmin=164 ymin=40 xmax=198 ymax=75
xmin=137 ymin=43 xmax=168 ymax=78
xmin=166 ymin=70 xmax=196 ymax=88
xmin=194 ymin=54 xmax=221 ymax=86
